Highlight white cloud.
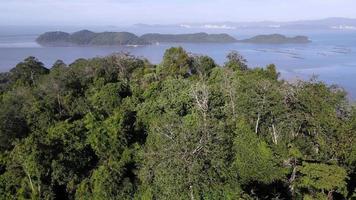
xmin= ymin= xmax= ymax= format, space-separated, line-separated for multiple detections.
xmin=201 ymin=25 xmax=236 ymax=30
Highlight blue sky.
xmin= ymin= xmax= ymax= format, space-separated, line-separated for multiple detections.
xmin=1 ymin=0 xmax=356 ymax=25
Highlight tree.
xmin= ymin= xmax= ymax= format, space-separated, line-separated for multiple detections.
xmin=0 ymin=90 xmax=30 ymax=150
xmin=224 ymin=51 xmax=248 ymax=71
xmin=159 ymin=47 xmax=193 ymax=78
xmin=0 ymin=104 xmax=28 ymax=150
xmin=88 ymin=81 xmax=130 ymax=116
xmin=75 ymin=149 xmax=137 ymax=200
xmin=295 ymin=163 xmax=348 ymax=199
xmin=233 ymin=120 xmax=284 ymax=184
xmin=138 ymin=79 xmax=242 ymax=199
xmin=191 ymin=55 xmax=217 ymax=77
xmin=51 ymin=60 xmax=67 ymax=70
xmin=0 ymin=72 xmax=11 ymax=94
xmin=10 ymin=56 xmax=49 ymax=86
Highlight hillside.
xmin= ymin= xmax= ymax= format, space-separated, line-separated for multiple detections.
xmin=69 ymin=30 xmax=97 ymax=45
xmin=36 ymin=31 xmax=71 ymax=46
xmin=238 ymin=34 xmax=311 ymax=44
xmin=89 ymin=32 xmax=148 ymax=45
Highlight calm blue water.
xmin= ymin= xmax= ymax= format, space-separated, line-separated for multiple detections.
xmin=1 ymin=26 xmax=356 ymax=98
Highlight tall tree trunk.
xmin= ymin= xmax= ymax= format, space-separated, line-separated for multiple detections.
xmin=26 ymin=171 xmax=35 ymax=193
xmin=255 ymin=113 xmax=260 ymax=134
xmin=223 ymin=74 xmax=236 ymax=119
xmin=328 ymin=190 xmax=334 ymax=200
xmin=190 ymin=185 xmax=195 ymax=200
xmin=272 ymin=123 xmax=278 ymax=144
xmin=57 ymin=93 xmax=62 ymax=116
xmin=30 ymin=70 xmax=35 ymax=85
xmin=289 ymin=164 xmax=297 ymax=198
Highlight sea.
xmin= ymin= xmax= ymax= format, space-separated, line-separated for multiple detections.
xmin=1 ymin=25 xmax=356 ymax=98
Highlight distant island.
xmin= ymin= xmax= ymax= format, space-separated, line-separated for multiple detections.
xmin=36 ymin=30 xmax=237 ymax=46
xmin=237 ymin=34 xmax=311 ymax=44
xmin=36 ymin=31 xmax=311 ymax=46
xmin=140 ymin=33 xmax=237 ymax=43
xmin=36 ymin=30 xmax=149 ymax=46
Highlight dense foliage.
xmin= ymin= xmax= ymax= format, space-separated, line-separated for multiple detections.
xmin=0 ymin=47 xmax=355 ymax=199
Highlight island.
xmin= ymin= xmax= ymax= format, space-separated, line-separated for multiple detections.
xmin=36 ymin=30 xmax=149 ymax=46
xmin=140 ymin=32 xmax=237 ymax=43
xmin=36 ymin=30 xmax=238 ymax=46
xmin=237 ymin=34 xmax=311 ymax=44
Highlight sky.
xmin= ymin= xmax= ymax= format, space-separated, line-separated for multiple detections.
xmin=0 ymin=0 xmax=356 ymax=26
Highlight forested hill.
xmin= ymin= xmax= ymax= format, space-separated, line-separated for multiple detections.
xmin=237 ymin=34 xmax=311 ymax=44
xmin=0 ymin=47 xmax=355 ymax=199
xmin=36 ymin=30 xmax=149 ymax=46
xmin=36 ymin=30 xmax=238 ymax=46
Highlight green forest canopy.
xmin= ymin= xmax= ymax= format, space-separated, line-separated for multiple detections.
xmin=0 ymin=47 xmax=355 ymax=199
